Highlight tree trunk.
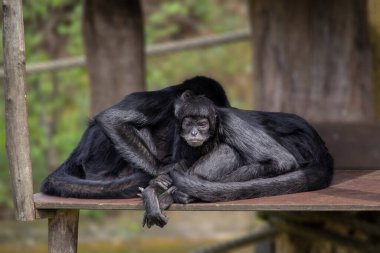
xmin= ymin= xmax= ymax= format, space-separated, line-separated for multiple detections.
xmin=3 ymin=0 xmax=35 ymax=221
xmin=248 ymin=0 xmax=374 ymax=252
xmin=83 ymin=0 xmax=145 ymax=115
xmin=369 ymin=0 xmax=380 ymax=120
xmin=248 ymin=0 xmax=372 ymax=123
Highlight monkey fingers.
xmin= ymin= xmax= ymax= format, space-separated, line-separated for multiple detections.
xmin=141 ymin=185 xmax=169 ymax=228
xmin=157 ymin=186 xmax=176 ymax=210
xmin=142 ymin=210 xmax=168 ymax=228
xmin=149 ymin=174 xmax=173 ymax=192
xmin=172 ymin=188 xmax=195 ymax=204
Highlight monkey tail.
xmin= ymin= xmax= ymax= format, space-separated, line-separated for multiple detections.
xmin=40 ymin=164 xmax=151 ymax=199
xmin=40 ymin=122 xmax=153 ymax=199
xmin=171 ymin=165 xmax=333 ymax=202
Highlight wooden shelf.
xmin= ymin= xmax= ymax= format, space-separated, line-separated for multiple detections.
xmin=34 ymin=170 xmax=380 ymax=211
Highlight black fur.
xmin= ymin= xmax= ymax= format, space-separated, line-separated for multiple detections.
xmin=141 ymin=92 xmax=222 ymax=227
xmin=141 ymin=91 xmax=334 ymax=227
xmin=170 ymin=93 xmax=334 ymax=202
xmin=40 ymin=76 xmax=230 ymax=198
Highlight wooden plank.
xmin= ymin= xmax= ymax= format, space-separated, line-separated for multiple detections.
xmin=48 ymin=210 xmax=79 ymax=253
xmin=3 ymin=0 xmax=35 ymax=221
xmin=35 ymin=209 xmax=56 ymax=219
xmin=34 ymin=170 xmax=380 ymax=211
xmin=314 ymin=123 xmax=380 ymax=169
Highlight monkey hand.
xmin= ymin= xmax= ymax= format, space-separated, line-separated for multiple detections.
xmin=149 ymin=174 xmax=173 ymax=192
xmin=141 ymin=186 xmax=176 ymax=228
xmin=140 ymin=186 xmax=169 ymax=228
xmin=157 ymin=186 xmax=176 ymax=210
xmin=142 ymin=210 xmax=168 ymax=228
xmin=170 ymin=170 xmax=197 ymax=204
xmin=172 ymin=187 xmax=195 ymax=204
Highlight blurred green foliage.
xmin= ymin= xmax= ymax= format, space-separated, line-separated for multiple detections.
xmin=0 ymin=0 xmax=250 ymax=207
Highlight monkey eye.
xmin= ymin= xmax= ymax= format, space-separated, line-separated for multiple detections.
xmin=182 ymin=117 xmax=194 ymax=128
xmin=197 ymin=120 xmax=209 ymax=128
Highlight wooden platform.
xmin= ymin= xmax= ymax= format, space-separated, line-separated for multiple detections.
xmin=34 ymin=170 xmax=380 ymax=211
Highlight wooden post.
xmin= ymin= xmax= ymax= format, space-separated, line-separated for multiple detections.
xmin=83 ymin=0 xmax=145 ymax=115
xmin=3 ymin=0 xmax=35 ymax=221
xmin=48 ymin=210 xmax=79 ymax=253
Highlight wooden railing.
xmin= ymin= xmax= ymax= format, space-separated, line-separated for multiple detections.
xmin=0 ymin=29 xmax=250 ymax=78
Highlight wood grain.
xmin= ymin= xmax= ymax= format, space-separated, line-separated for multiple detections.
xmin=83 ymin=0 xmax=145 ymax=115
xmin=48 ymin=210 xmax=79 ymax=253
xmin=34 ymin=170 xmax=380 ymax=211
xmin=3 ymin=0 xmax=35 ymax=221
xmin=248 ymin=0 xmax=372 ymax=123
xmin=314 ymin=123 xmax=380 ymax=169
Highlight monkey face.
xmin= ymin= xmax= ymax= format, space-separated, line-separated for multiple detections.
xmin=181 ymin=116 xmax=211 ymax=147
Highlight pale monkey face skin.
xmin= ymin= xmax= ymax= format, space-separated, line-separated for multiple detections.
xmin=181 ymin=116 xmax=210 ymax=147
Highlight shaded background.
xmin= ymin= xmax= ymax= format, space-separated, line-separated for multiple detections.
xmin=1 ymin=0 xmax=380 ymax=252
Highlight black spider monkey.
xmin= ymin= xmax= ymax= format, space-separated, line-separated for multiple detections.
xmin=40 ymin=76 xmax=230 ymax=198
xmin=141 ymin=91 xmax=222 ymax=227
xmin=141 ymin=90 xmax=334 ymax=228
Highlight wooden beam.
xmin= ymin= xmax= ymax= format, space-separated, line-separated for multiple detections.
xmin=34 ymin=170 xmax=380 ymax=211
xmin=48 ymin=210 xmax=79 ymax=253
xmin=192 ymin=226 xmax=278 ymax=253
xmin=3 ymin=0 xmax=35 ymax=221
xmin=314 ymin=123 xmax=380 ymax=169
xmin=0 ymin=29 xmax=251 ymax=77
xmin=35 ymin=209 xmax=56 ymax=220
xmin=264 ymin=216 xmax=379 ymax=253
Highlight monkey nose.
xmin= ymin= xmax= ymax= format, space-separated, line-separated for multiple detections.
xmin=191 ymin=130 xmax=198 ymax=136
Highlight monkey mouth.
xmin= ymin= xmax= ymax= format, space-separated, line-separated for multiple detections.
xmin=186 ymin=139 xmax=204 ymax=147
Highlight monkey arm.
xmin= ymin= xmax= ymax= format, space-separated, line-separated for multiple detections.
xmin=188 ymin=144 xmax=242 ymax=181
xmin=220 ymin=109 xmax=300 ymax=175
xmin=141 ymin=174 xmax=174 ymax=228
xmin=95 ymin=108 xmax=161 ymax=176
xmin=186 ymin=143 xmax=289 ymax=182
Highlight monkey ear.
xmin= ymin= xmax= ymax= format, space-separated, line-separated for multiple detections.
xmin=215 ymin=112 xmax=224 ymax=136
xmin=180 ymin=90 xmax=193 ymax=101
xmin=174 ymin=101 xmax=181 ymax=118
xmin=174 ymin=90 xmax=193 ymax=118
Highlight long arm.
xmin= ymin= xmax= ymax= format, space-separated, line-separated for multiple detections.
xmin=141 ymin=174 xmax=175 ymax=228
xmin=95 ymin=107 xmax=161 ymax=176
xmin=187 ymin=144 xmax=241 ymax=181
xmin=220 ymin=110 xmax=300 ymax=174
xmin=187 ymin=143 xmax=295 ymax=182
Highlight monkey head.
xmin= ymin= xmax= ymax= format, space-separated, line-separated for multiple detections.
xmin=174 ymin=91 xmax=218 ymax=147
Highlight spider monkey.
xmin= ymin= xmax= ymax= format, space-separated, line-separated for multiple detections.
xmin=141 ymin=90 xmax=334 ymax=228
xmin=141 ymin=91 xmax=223 ymax=227
xmin=40 ymin=77 xmax=230 ymax=198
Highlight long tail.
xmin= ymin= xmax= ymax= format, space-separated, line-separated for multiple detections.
xmin=40 ymin=166 xmax=151 ymax=199
xmin=40 ymin=122 xmax=153 ymax=199
xmin=171 ymin=167 xmax=333 ymax=202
